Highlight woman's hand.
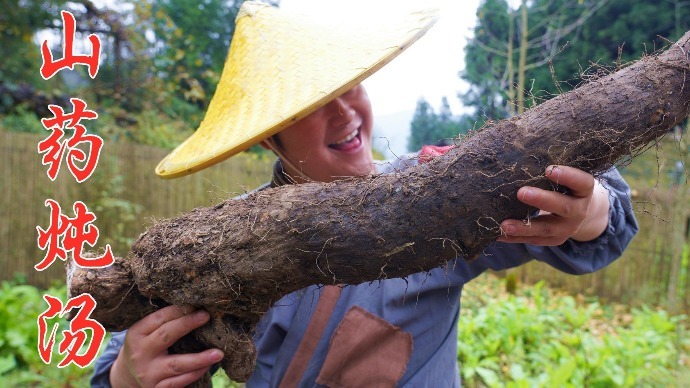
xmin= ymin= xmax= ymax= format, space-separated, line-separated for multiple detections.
xmin=497 ymin=165 xmax=610 ymax=246
xmin=110 ymin=305 xmax=224 ymax=388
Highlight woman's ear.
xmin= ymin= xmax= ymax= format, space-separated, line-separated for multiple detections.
xmin=259 ymin=140 xmax=272 ymax=150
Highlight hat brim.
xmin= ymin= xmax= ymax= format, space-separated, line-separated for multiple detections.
xmin=155 ymin=2 xmax=439 ymax=178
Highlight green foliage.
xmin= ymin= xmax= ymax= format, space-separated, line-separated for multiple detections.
xmin=408 ymin=98 xmax=437 ymax=151
xmin=124 ymin=105 xmax=197 ymax=149
xmin=461 ymin=0 xmax=513 ymax=123
xmin=0 ymin=279 xmax=94 ymax=386
xmin=1 ymin=93 xmax=202 ymax=151
xmin=211 ymin=369 xmax=245 ymax=387
xmin=0 ymin=0 xmax=262 ymax=147
xmin=529 ymin=0 xmax=690 ymax=99
xmin=407 ymin=97 xmax=473 ymax=151
xmin=461 ymin=0 xmax=608 ymax=119
xmin=137 ymin=0 xmax=278 ymax=107
xmin=461 ymin=0 xmax=690 ymax=123
xmin=459 ymin=275 xmax=690 ymax=387
xmin=81 ymin=155 xmax=144 ymax=254
xmin=1 ymin=106 xmax=44 ymax=134
xmin=147 ymin=0 xmax=235 ymax=102
xmin=0 ymin=0 xmax=67 ymax=87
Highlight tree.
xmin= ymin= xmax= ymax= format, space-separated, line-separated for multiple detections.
xmin=0 ymin=1 xmax=59 ymax=85
xmin=461 ymin=0 xmax=512 ymax=123
xmin=135 ymin=0 xmax=278 ymax=107
xmin=408 ymin=97 xmax=475 ymax=151
xmin=461 ymin=0 xmax=609 ymax=121
xmin=1 ymin=1 xmax=137 ymax=108
xmin=461 ymin=0 xmax=690 ymax=124
xmin=408 ymin=98 xmax=439 ymax=151
xmin=439 ymin=96 xmax=453 ymax=122
xmin=436 ymin=97 xmax=473 ymax=144
xmin=0 ymin=1 xmax=275 ymax=146
xmin=524 ymin=0 xmax=690 ymax=102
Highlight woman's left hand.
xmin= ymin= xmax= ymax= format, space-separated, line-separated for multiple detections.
xmin=497 ymin=165 xmax=610 ymax=246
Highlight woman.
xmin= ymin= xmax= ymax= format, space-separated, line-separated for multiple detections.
xmin=92 ymin=3 xmax=637 ymax=387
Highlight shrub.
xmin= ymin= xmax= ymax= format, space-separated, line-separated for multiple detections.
xmin=0 ymin=279 xmax=96 ymax=386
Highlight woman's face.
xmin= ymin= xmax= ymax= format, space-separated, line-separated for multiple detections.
xmin=273 ymin=84 xmax=375 ymax=183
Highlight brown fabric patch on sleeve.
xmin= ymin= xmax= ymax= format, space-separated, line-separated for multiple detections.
xmin=316 ymin=306 xmax=413 ymax=388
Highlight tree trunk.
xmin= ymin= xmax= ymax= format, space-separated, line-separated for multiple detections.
xmin=68 ymin=31 xmax=690 ymax=383
xmin=506 ymin=9 xmax=515 ymax=116
xmin=517 ymin=0 xmax=528 ymax=114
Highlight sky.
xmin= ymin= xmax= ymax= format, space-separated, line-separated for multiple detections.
xmin=280 ymin=0 xmax=482 ymax=155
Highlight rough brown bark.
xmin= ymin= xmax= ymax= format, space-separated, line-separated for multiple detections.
xmin=68 ymin=31 xmax=690 ymax=383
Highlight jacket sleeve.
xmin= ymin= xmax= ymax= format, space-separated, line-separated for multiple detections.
xmin=90 ymin=331 xmax=126 ymax=387
xmin=462 ymin=167 xmax=639 ymax=280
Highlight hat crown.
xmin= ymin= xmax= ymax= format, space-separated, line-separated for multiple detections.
xmin=236 ymin=1 xmax=270 ymax=21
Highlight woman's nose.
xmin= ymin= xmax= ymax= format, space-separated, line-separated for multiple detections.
xmin=328 ymin=97 xmax=355 ymax=126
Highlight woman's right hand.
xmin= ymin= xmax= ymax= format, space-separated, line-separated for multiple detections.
xmin=110 ymin=305 xmax=224 ymax=387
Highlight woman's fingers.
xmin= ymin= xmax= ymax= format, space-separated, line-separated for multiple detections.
xmin=131 ymin=305 xmax=197 ymax=336
xmin=516 ymin=166 xmax=595 ymax=217
xmin=117 ymin=306 xmax=222 ymax=387
xmin=156 ymin=349 xmax=225 ymax=386
xmin=127 ymin=305 xmax=211 ymax=358
xmin=497 ymin=165 xmax=599 ymax=246
xmin=156 ymin=366 xmax=212 ymax=388
xmin=498 ymin=215 xmax=572 ymax=246
xmin=515 ymin=186 xmax=580 ymax=218
xmin=150 ymin=309 xmax=211 ymax=349
xmin=544 ymin=165 xmax=595 ymax=198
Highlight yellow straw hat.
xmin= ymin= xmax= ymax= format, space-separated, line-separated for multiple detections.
xmin=156 ymin=1 xmax=439 ymax=178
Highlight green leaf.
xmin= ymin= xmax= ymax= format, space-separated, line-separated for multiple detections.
xmin=5 ymin=330 xmax=26 ymax=348
xmin=0 ymin=355 xmax=17 ymax=374
xmin=476 ymin=366 xmax=500 ymax=387
xmin=509 ymin=363 xmax=526 ymax=380
xmin=550 ymin=359 xmax=576 ymax=387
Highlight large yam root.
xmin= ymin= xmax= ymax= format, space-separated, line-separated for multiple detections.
xmin=68 ymin=32 xmax=690 ymax=383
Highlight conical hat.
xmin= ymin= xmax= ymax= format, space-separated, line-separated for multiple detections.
xmin=156 ymin=1 xmax=439 ymax=178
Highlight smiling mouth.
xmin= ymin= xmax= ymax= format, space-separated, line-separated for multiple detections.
xmin=331 ymin=129 xmax=359 ymax=145
xmin=328 ymin=129 xmax=362 ymax=151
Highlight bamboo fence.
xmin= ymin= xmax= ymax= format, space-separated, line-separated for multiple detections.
xmin=515 ymin=186 xmax=690 ymax=314
xmin=0 ymin=131 xmax=273 ymax=286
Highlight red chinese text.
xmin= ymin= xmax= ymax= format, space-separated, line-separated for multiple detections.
xmin=41 ymin=10 xmax=101 ymax=80
xmin=38 ymin=98 xmax=103 ymax=182
xmin=37 ymin=293 xmax=105 ymax=368
xmin=36 ymin=199 xmax=114 ymax=271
